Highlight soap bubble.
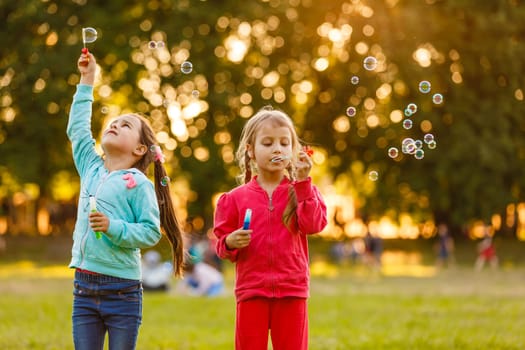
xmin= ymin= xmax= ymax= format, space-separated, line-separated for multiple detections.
xmin=402 ymin=119 xmax=413 ymax=130
xmin=346 ymin=106 xmax=357 ymax=117
xmin=148 ymin=41 xmax=166 ymax=50
xmin=418 ymin=80 xmax=431 ymax=94
xmin=350 ymin=76 xmax=359 ymax=85
xmin=402 ymin=138 xmax=416 ymax=154
xmin=402 ymin=137 xmax=415 ymax=147
xmin=424 ymin=133 xmax=435 ymax=144
xmin=82 ymin=27 xmax=98 ymax=44
xmin=432 ymin=93 xmax=444 ymax=104
xmin=368 ymin=170 xmax=379 ymax=181
xmin=181 ymin=61 xmax=193 ymax=74
xmin=388 ymin=147 xmax=399 ymax=158
xmin=427 ymin=140 xmax=437 ymax=149
xmin=160 ymin=176 xmax=170 ymax=187
xmin=407 ymin=103 xmax=418 ymax=114
xmin=414 ymin=149 xmax=425 ymax=160
xmin=363 ymin=56 xmax=377 ymax=71
xmin=192 ymin=90 xmax=200 ymax=98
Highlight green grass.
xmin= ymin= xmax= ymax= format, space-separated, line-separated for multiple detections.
xmin=1 ymin=262 xmax=525 ymax=349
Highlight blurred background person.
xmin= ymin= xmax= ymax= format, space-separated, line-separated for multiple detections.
xmin=141 ymin=250 xmax=173 ymax=291
xmin=363 ymin=230 xmax=383 ymax=271
xmin=176 ymin=251 xmax=224 ymax=297
xmin=435 ymin=223 xmax=455 ymax=268
xmin=474 ymin=226 xmax=499 ymax=271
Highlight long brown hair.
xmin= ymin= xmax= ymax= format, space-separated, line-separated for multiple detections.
xmin=131 ymin=113 xmax=184 ymax=277
xmin=235 ymin=106 xmax=301 ymax=228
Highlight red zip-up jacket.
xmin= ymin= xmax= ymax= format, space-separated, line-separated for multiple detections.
xmin=214 ymin=176 xmax=327 ymax=302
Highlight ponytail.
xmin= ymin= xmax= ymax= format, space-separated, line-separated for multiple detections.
xmin=153 ymin=161 xmax=185 ymax=277
xmin=132 ymin=114 xmax=185 ymax=277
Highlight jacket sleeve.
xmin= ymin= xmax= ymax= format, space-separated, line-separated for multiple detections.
xmin=66 ymin=84 xmax=103 ymax=178
xmin=294 ymin=177 xmax=327 ymax=235
xmin=213 ymin=192 xmax=240 ymax=262
xmin=105 ymin=181 xmax=162 ymax=249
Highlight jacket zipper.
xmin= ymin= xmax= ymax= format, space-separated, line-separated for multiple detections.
xmin=268 ymin=191 xmax=276 ymax=297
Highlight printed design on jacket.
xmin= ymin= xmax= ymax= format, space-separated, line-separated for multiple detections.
xmin=122 ymin=173 xmax=137 ymax=189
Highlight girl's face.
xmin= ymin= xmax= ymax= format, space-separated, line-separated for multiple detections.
xmin=247 ymin=119 xmax=293 ymax=174
xmin=101 ymin=115 xmax=146 ymax=157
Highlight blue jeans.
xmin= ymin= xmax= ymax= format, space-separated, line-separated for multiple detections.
xmin=72 ymin=270 xmax=143 ymax=350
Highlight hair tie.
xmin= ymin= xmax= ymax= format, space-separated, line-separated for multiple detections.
xmin=150 ymin=145 xmax=165 ymax=163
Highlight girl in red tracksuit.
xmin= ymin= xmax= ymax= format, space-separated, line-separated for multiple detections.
xmin=213 ymin=106 xmax=327 ymax=350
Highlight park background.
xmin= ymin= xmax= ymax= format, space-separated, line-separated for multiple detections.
xmin=2 ymin=0 xmax=525 ymax=348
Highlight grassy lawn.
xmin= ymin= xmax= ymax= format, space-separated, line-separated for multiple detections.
xmin=0 ymin=259 xmax=524 ymax=349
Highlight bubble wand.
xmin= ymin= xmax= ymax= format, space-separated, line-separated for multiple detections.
xmin=89 ymin=196 xmax=103 ymax=239
xmin=79 ymin=27 xmax=97 ymax=66
xmin=243 ymin=209 xmax=252 ymax=230
xmin=270 ymin=155 xmax=290 ymax=163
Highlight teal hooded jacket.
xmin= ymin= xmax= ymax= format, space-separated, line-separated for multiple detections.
xmin=67 ymin=84 xmax=162 ymax=280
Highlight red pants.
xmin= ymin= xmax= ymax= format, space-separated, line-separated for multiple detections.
xmin=235 ymin=297 xmax=308 ymax=350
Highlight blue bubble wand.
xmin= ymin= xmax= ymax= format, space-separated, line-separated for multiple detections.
xmin=243 ymin=209 xmax=252 ymax=230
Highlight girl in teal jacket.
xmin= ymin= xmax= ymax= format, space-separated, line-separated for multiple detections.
xmin=68 ymin=51 xmax=184 ymax=350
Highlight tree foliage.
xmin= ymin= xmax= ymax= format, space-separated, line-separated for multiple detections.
xmin=1 ymin=0 xmax=525 ymax=234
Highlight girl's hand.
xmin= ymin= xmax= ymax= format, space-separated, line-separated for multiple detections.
xmin=89 ymin=212 xmax=109 ymax=233
xmin=295 ymin=149 xmax=312 ymax=181
xmin=78 ymin=51 xmax=96 ymax=86
xmin=225 ymin=229 xmax=252 ymax=249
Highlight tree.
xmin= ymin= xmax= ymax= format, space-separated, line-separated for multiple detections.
xmin=1 ymin=0 xmax=525 ymax=236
